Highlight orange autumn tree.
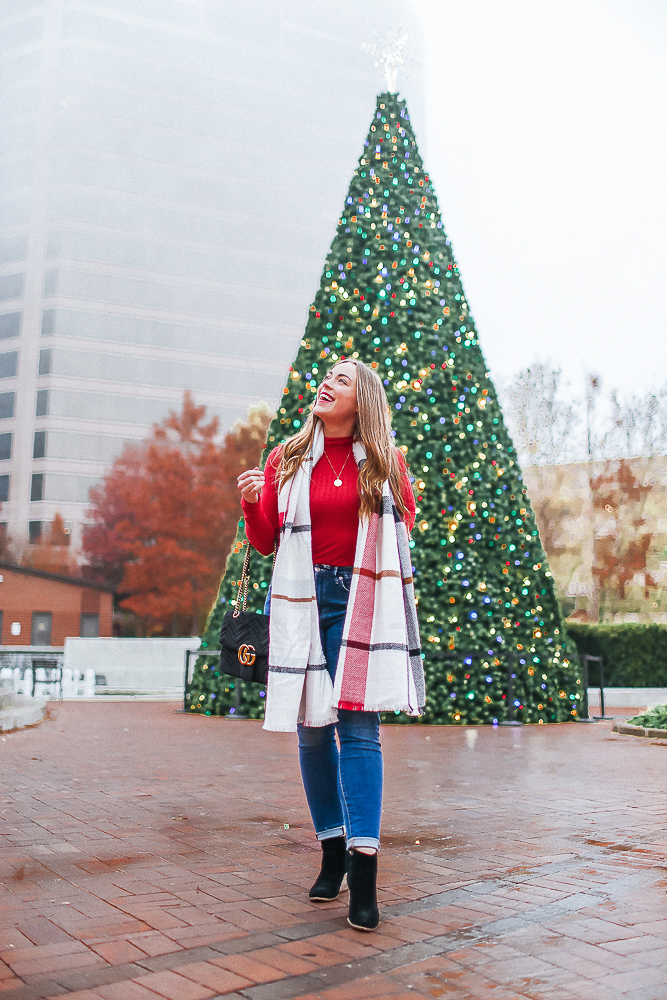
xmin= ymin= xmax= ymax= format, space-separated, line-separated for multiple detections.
xmin=83 ymin=393 xmax=273 ymax=634
xmin=0 ymin=507 xmax=17 ymax=563
xmin=21 ymin=512 xmax=76 ymax=576
xmin=591 ymin=458 xmax=657 ymax=620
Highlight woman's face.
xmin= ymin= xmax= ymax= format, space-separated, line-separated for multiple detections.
xmin=313 ymin=361 xmax=358 ymax=426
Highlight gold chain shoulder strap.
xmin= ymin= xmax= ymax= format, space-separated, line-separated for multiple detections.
xmin=232 ymin=539 xmax=277 ymax=618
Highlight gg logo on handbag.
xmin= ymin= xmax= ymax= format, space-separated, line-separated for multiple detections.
xmin=237 ymin=643 xmax=256 ymax=666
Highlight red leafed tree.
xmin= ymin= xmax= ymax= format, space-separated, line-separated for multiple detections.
xmin=591 ymin=458 xmax=656 ymax=619
xmin=83 ymin=393 xmax=273 ymax=634
xmin=21 ymin=512 xmax=76 ymax=577
xmin=0 ymin=509 xmax=17 ymax=563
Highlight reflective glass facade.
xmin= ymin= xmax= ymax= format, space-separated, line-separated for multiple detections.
xmin=0 ymin=0 xmax=423 ymax=551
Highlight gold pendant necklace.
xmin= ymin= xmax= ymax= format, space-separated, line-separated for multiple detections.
xmin=323 ymin=449 xmax=351 ymax=487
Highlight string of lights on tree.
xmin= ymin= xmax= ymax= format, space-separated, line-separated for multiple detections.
xmin=188 ymin=92 xmax=582 ymax=724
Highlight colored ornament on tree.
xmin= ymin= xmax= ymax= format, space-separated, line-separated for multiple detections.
xmin=189 ymin=92 xmax=582 ymax=723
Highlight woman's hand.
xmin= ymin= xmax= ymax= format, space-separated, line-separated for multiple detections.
xmin=237 ymin=466 xmax=264 ymax=503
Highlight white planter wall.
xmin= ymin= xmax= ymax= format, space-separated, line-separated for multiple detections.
xmin=63 ymin=637 xmax=199 ymax=693
xmin=587 ymin=688 xmax=667 ymax=709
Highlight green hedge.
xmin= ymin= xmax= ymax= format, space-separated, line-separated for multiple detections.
xmin=565 ymin=624 xmax=667 ymax=687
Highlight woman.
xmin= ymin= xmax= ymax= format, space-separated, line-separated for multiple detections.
xmin=237 ymin=359 xmax=424 ymax=931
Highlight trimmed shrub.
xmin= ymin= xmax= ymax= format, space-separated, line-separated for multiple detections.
xmin=626 ymin=705 xmax=667 ymax=728
xmin=565 ymin=623 xmax=667 ymax=687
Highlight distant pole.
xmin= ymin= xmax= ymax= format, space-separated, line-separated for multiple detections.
xmin=586 ymin=374 xmax=601 ymax=624
xmin=586 ymin=654 xmax=606 ymax=720
xmin=576 ymin=655 xmax=597 ymax=722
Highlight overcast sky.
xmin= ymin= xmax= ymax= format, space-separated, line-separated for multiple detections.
xmin=413 ymin=0 xmax=667 ymax=399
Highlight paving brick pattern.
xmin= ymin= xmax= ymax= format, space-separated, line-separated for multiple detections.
xmin=1 ymin=703 xmax=666 ymax=999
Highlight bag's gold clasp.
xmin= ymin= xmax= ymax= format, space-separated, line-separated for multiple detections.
xmin=237 ymin=643 xmax=256 ymax=666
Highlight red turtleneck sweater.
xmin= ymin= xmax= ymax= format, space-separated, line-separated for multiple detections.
xmin=242 ymin=436 xmax=416 ymax=566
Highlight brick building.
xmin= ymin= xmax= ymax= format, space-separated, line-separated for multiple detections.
xmin=0 ymin=561 xmax=113 ymax=645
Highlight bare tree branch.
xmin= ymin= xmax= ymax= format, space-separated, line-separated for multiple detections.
xmin=501 ymin=367 xmax=667 ymax=464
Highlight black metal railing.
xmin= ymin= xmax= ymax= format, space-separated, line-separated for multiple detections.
xmin=581 ymin=654 xmax=606 ymax=720
xmin=499 ymin=650 xmax=522 ymax=727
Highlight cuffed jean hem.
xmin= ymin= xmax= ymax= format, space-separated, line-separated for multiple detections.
xmin=317 ymin=825 xmax=346 ymax=841
xmin=347 ymin=836 xmax=380 ymax=851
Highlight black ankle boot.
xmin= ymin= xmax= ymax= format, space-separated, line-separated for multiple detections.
xmin=347 ymin=849 xmax=380 ymax=930
xmin=309 ymin=836 xmax=347 ymax=901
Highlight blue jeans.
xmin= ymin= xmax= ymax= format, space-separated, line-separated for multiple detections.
xmin=298 ymin=565 xmax=383 ymax=852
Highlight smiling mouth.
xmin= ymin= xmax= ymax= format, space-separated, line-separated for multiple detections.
xmin=318 ymin=392 xmax=334 ymax=403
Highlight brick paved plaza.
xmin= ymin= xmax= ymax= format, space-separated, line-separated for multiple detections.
xmin=1 ymin=704 xmax=667 ymax=1000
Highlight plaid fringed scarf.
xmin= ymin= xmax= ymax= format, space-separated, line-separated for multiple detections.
xmin=263 ymin=425 xmax=424 ymax=732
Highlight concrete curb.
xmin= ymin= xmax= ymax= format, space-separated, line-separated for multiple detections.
xmin=612 ymin=721 xmax=667 ymax=739
xmin=0 ymin=695 xmax=48 ymax=732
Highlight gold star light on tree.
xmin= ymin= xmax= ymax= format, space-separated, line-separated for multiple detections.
xmin=362 ymin=28 xmax=409 ymax=94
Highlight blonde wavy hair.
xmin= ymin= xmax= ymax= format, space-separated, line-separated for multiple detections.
xmin=275 ymin=359 xmax=411 ymax=521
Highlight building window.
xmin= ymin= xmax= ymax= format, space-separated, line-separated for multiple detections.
xmin=0 ymin=352 xmax=18 ymax=379
xmin=0 ymin=392 xmax=14 ymax=419
xmin=28 ymin=520 xmax=42 ymax=543
xmin=0 ymin=234 xmax=27 ymax=264
xmin=80 ymin=613 xmax=99 ymax=638
xmin=41 ymin=309 xmax=55 ymax=336
xmin=43 ymin=270 xmax=57 ymax=296
xmin=0 ymin=313 xmax=20 ymax=340
xmin=38 ymin=349 xmax=51 ymax=375
xmin=33 ymin=430 xmax=45 ymax=459
xmin=0 ymin=274 xmax=24 ymax=301
xmin=36 ymin=389 xmax=48 ymax=416
xmin=0 ymin=433 xmax=11 ymax=460
xmin=0 ymin=475 xmax=8 ymax=502
xmin=31 ymin=473 xmax=44 ymax=501
xmin=31 ymin=612 xmax=52 ymax=646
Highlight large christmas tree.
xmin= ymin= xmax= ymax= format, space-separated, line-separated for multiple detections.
xmin=187 ymin=93 xmax=582 ymax=724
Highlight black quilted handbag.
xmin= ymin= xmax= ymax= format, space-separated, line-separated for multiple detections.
xmin=218 ymin=541 xmax=273 ymax=685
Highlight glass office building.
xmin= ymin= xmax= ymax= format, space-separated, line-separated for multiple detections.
xmin=0 ymin=0 xmax=423 ymax=553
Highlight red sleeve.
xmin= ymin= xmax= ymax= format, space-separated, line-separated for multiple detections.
xmin=241 ymin=446 xmax=281 ymax=556
xmin=396 ymin=449 xmax=416 ymax=532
